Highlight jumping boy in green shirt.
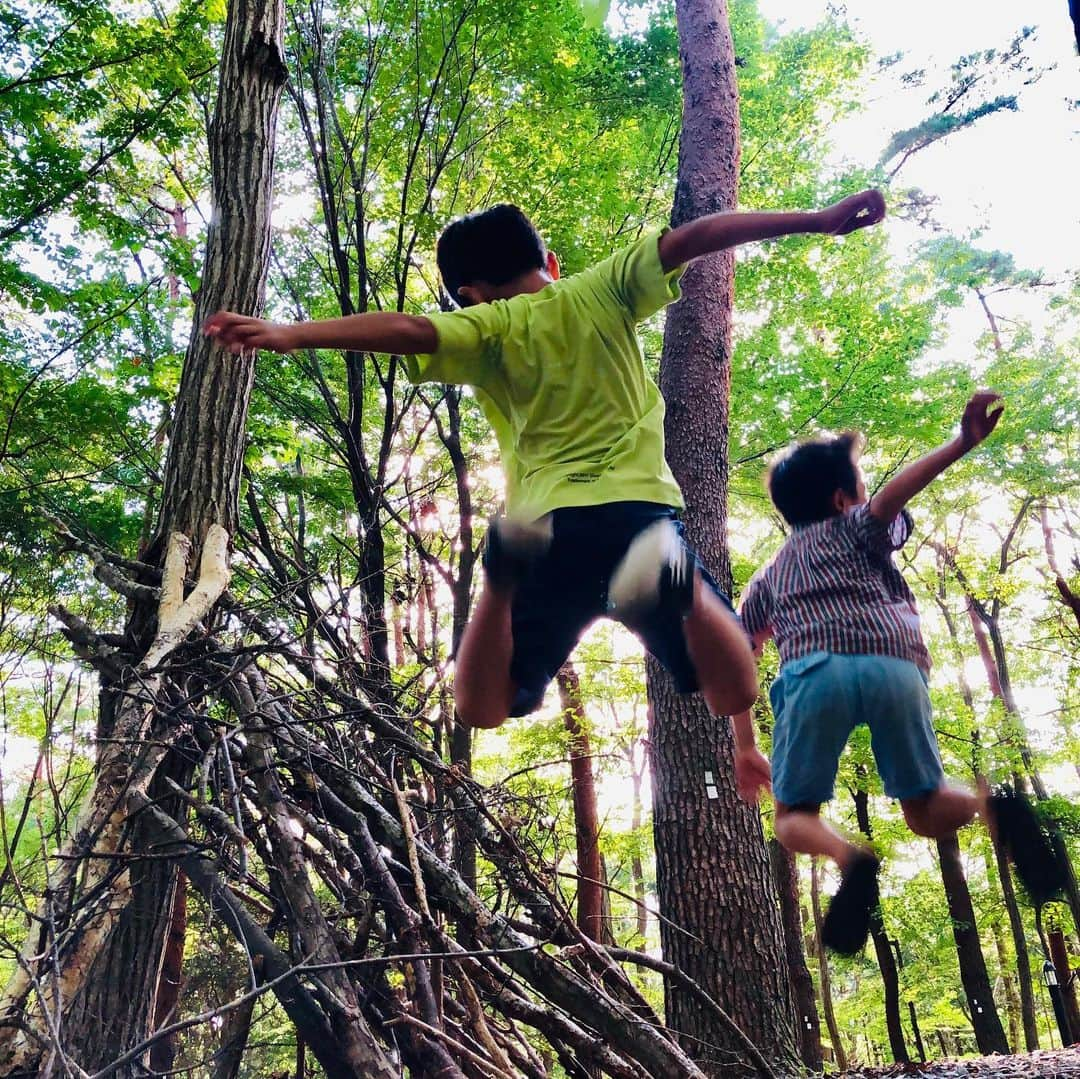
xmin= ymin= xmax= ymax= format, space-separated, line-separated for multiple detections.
xmin=206 ymin=189 xmax=886 ymax=730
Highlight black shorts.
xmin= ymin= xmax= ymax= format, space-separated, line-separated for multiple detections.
xmin=492 ymin=501 xmax=732 ymax=717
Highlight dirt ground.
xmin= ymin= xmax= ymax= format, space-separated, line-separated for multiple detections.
xmin=841 ymin=1046 xmax=1080 ymax=1078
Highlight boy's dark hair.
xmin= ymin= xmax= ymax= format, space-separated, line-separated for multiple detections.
xmin=767 ymin=432 xmax=864 ymax=527
xmin=436 ymin=204 xmax=547 ymax=307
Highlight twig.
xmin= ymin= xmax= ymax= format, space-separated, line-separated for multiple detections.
xmin=608 ymin=947 xmax=776 ymax=1079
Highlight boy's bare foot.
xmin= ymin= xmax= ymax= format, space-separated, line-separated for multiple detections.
xmin=822 ymin=849 xmax=880 ymax=956
xmin=606 ymin=519 xmax=693 ymax=626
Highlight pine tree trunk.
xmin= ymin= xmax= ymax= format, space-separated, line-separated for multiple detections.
xmin=810 ymin=858 xmax=847 ymax=1071
xmin=148 ymin=869 xmax=188 ymax=1072
xmin=648 ymin=0 xmax=797 ymax=1071
xmin=852 ymin=788 xmax=909 ymax=1064
xmin=769 ymin=839 xmax=823 ymax=1071
xmin=936 ymin=833 xmax=1009 ymax=1052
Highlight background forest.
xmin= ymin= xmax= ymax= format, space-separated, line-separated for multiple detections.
xmin=0 ymin=0 xmax=1078 ymax=1074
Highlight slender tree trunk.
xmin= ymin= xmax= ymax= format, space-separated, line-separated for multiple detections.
xmin=967 ymin=601 xmax=1080 ymax=936
xmin=1049 ymin=926 xmax=1080 ymax=1044
xmin=148 ymin=869 xmax=188 ymax=1073
xmin=649 ymin=0 xmax=796 ymax=1070
xmin=810 ymin=858 xmax=847 ymax=1071
xmin=853 ymin=788 xmax=909 ymax=1064
xmin=630 ymin=749 xmax=649 ymax=942
xmin=443 ymin=387 xmax=478 ymax=911
xmin=769 ymin=840 xmax=822 ymax=1071
xmin=908 ymin=1001 xmax=927 ymax=1062
xmin=935 ymin=572 xmax=1039 ymax=1050
xmin=992 ymin=919 xmax=1022 ymax=1051
xmin=212 ymin=966 xmax=260 ymax=1079
xmin=1040 ymin=504 xmax=1080 ymax=632
xmin=936 ymin=833 xmax=1009 ymax=1052
xmin=557 ymin=663 xmax=608 ymax=944
xmin=989 ymin=839 xmax=1041 ymax=1050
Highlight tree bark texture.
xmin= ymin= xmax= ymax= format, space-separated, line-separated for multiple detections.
xmin=59 ymin=746 xmax=198 ymax=1073
xmin=149 ymin=868 xmax=188 ymax=1073
xmin=936 ymin=833 xmax=1009 ymax=1053
xmin=650 ymin=1 xmax=797 ymax=1070
xmin=151 ymin=0 xmax=287 ymax=561
xmin=769 ymin=840 xmax=822 ymax=1071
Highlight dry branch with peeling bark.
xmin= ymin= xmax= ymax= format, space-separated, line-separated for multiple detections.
xmin=0 ymin=523 xmax=778 ymax=1078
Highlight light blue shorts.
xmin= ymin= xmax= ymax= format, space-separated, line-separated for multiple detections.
xmin=769 ymin=652 xmax=944 ymax=807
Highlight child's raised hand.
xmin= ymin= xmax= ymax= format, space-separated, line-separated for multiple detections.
xmin=204 ymin=311 xmax=298 ymax=355
xmin=960 ymin=390 xmax=1004 ymax=450
xmin=819 ymin=189 xmax=886 ymax=236
xmin=734 ymin=746 xmax=772 ymax=805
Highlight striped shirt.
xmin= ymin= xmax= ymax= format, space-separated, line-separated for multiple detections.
xmin=739 ymin=504 xmax=930 ymax=672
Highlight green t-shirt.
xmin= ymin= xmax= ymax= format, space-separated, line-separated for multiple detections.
xmin=404 ymin=228 xmax=685 ymax=521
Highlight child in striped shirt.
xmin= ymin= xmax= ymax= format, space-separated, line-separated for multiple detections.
xmin=733 ymin=392 xmax=1063 ymax=954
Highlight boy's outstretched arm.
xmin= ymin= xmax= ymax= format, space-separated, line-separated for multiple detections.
xmin=204 ymin=310 xmax=438 ymax=356
xmin=869 ymin=391 xmax=1004 ymax=524
xmin=657 ymin=188 xmax=885 ymax=273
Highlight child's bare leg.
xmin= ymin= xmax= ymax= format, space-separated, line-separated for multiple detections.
xmin=454 ymin=584 xmax=516 ymax=730
xmin=774 ymin=803 xmax=864 ymax=869
xmin=683 ymin=572 xmax=758 ymax=717
xmin=901 ymin=782 xmax=980 ymax=838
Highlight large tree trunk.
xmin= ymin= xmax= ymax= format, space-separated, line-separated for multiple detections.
xmin=648 ymin=0 xmax=797 ymax=1070
xmin=0 ymin=0 xmax=287 ymax=1069
xmin=936 ymin=833 xmax=1009 ymax=1053
xmin=769 ymin=840 xmax=823 ymax=1071
xmin=852 ymin=788 xmax=909 ymax=1064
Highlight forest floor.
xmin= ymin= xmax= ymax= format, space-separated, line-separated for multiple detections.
xmin=841 ymin=1046 xmax=1080 ymax=1078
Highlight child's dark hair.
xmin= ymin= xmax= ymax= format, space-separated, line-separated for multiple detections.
xmin=436 ymin=204 xmax=547 ymax=307
xmin=767 ymin=432 xmax=864 ymax=527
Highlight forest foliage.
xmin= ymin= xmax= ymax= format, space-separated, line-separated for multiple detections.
xmin=0 ymin=0 xmax=1078 ymax=1072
